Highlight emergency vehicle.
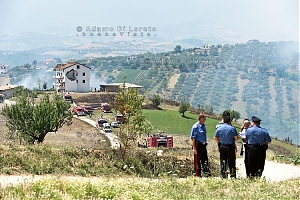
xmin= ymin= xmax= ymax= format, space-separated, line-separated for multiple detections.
xmin=138 ymin=132 xmax=173 ymax=148
xmin=101 ymin=103 xmax=112 ymax=113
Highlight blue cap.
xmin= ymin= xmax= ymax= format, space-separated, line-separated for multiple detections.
xmin=252 ymin=116 xmax=261 ymax=122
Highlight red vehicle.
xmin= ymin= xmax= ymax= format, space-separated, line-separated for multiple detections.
xmin=81 ymin=105 xmax=93 ymax=114
xmin=96 ymin=118 xmax=108 ymax=129
xmin=115 ymin=114 xmax=126 ymax=124
xmin=63 ymin=93 xmax=73 ymax=103
xmin=146 ymin=133 xmax=173 ymax=148
xmin=101 ymin=103 xmax=112 ymax=113
xmin=73 ymin=106 xmax=86 ymax=116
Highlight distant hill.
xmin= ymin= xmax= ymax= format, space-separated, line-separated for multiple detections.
xmin=4 ymin=40 xmax=299 ymax=144
xmin=76 ymin=40 xmax=299 ymax=144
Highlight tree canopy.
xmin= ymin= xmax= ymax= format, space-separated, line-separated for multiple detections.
xmin=112 ymin=81 xmax=152 ymax=159
xmin=150 ymin=94 xmax=161 ymax=109
xmin=2 ymin=93 xmax=73 ymax=144
xmin=178 ymin=101 xmax=190 ymax=117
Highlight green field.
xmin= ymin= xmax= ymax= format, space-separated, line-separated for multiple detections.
xmin=143 ymin=109 xmax=220 ymax=138
xmin=114 ymin=69 xmax=142 ymax=83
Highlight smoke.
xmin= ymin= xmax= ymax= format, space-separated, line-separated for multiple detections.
xmin=14 ymin=69 xmax=55 ymax=90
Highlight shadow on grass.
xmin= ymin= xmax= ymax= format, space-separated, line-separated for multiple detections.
xmin=180 ymin=115 xmax=194 ymax=120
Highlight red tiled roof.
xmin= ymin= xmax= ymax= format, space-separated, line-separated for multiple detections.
xmin=53 ymin=62 xmax=91 ymax=71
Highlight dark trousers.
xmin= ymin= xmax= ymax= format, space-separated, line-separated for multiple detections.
xmin=248 ymin=145 xmax=267 ymax=178
xmin=194 ymin=143 xmax=211 ymax=177
xmin=244 ymin=144 xmax=250 ymax=177
xmin=219 ymin=144 xmax=236 ymax=178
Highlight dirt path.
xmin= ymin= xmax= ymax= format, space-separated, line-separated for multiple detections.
xmin=1 ymin=160 xmax=299 ymax=188
xmin=236 ymin=158 xmax=300 ymax=181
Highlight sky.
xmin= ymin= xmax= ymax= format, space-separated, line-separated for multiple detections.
xmin=0 ymin=0 xmax=299 ymax=42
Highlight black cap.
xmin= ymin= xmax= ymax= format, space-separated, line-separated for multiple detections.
xmin=252 ymin=116 xmax=261 ymax=122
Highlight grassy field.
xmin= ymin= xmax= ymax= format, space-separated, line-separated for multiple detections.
xmin=143 ymin=109 xmax=219 ymax=138
xmin=1 ymin=177 xmax=299 ymax=199
xmin=89 ymin=107 xmax=220 ymax=138
xmin=114 ymin=69 xmax=142 ymax=83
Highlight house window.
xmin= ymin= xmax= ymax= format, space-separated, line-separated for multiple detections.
xmin=77 ymin=65 xmax=80 ymax=69
xmin=83 ymin=72 xmax=85 ymax=76
xmin=83 ymin=80 xmax=85 ymax=83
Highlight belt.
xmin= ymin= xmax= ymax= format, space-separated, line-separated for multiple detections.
xmin=249 ymin=143 xmax=267 ymax=146
xmin=196 ymin=141 xmax=206 ymax=145
xmin=220 ymin=143 xmax=234 ymax=146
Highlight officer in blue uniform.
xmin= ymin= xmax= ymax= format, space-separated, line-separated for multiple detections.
xmin=246 ymin=116 xmax=271 ymax=178
xmin=214 ymin=115 xmax=239 ymax=178
xmin=190 ymin=114 xmax=211 ymax=177
xmin=215 ymin=111 xmax=231 ymax=175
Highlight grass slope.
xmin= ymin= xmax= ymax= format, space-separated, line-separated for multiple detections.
xmin=114 ymin=69 xmax=142 ymax=83
xmin=143 ymin=109 xmax=219 ymax=138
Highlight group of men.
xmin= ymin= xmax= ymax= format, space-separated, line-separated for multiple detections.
xmin=190 ymin=112 xmax=272 ymax=178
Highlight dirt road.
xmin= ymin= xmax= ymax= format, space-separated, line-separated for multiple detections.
xmin=236 ymin=158 xmax=300 ymax=181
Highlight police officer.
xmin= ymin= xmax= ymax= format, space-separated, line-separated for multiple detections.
xmin=214 ymin=115 xmax=239 ymax=178
xmin=215 ymin=111 xmax=231 ymax=175
xmin=190 ymin=114 xmax=211 ymax=177
xmin=239 ymin=119 xmax=251 ymax=178
xmin=246 ymin=116 xmax=271 ymax=178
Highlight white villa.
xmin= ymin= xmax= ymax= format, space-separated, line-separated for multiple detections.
xmin=53 ymin=62 xmax=91 ymax=92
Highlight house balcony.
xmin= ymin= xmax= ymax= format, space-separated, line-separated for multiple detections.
xmin=53 ymin=75 xmax=64 ymax=79
xmin=53 ymin=83 xmax=65 ymax=90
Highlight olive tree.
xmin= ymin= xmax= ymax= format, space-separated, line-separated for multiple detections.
xmin=150 ymin=94 xmax=161 ymax=109
xmin=224 ymin=109 xmax=241 ymax=122
xmin=178 ymin=101 xmax=190 ymax=117
xmin=112 ymin=82 xmax=152 ymax=160
xmin=2 ymin=93 xmax=72 ymax=144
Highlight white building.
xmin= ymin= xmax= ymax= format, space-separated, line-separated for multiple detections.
xmin=0 ymin=85 xmax=18 ymax=98
xmin=53 ymin=62 xmax=91 ymax=92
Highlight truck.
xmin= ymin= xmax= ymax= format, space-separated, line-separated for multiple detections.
xmin=101 ymin=103 xmax=112 ymax=113
xmin=73 ymin=106 xmax=86 ymax=116
xmin=81 ymin=105 xmax=93 ymax=114
xmin=138 ymin=132 xmax=173 ymax=148
xmin=63 ymin=93 xmax=73 ymax=103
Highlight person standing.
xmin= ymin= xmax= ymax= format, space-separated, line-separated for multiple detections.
xmin=215 ymin=111 xmax=231 ymax=175
xmin=239 ymin=119 xmax=251 ymax=178
xmin=190 ymin=114 xmax=211 ymax=177
xmin=214 ymin=115 xmax=239 ymax=178
xmin=246 ymin=116 xmax=271 ymax=178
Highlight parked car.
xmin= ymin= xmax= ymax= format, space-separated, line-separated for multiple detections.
xmin=96 ymin=118 xmax=108 ymax=129
xmin=115 ymin=114 xmax=126 ymax=124
xmin=111 ymin=121 xmax=119 ymax=128
xmin=103 ymin=128 xmax=112 ymax=133
xmin=103 ymin=123 xmax=111 ymax=129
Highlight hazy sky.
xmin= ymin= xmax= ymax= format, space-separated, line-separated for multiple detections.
xmin=0 ymin=0 xmax=299 ymax=41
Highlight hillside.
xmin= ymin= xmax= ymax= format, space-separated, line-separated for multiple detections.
xmin=7 ymin=41 xmax=299 ymax=143
xmin=77 ymin=41 xmax=299 ymax=143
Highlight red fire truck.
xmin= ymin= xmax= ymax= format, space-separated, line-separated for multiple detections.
xmin=139 ymin=132 xmax=173 ymax=148
xmin=101 ymin=103 xmax=112 ymax=113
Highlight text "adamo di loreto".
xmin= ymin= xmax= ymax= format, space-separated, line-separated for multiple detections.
xmin=77 ymin=26 xmax=157 ymax=36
